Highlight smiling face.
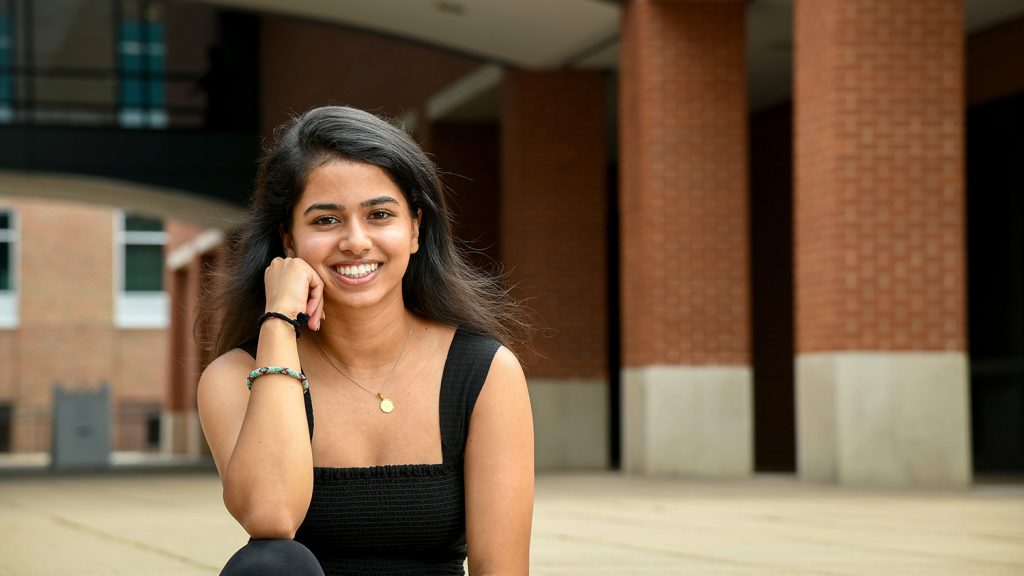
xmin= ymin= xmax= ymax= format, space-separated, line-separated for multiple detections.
xmin=283 ymin=159 xmax=420 ymax=312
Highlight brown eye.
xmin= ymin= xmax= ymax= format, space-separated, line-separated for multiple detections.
xmin=312 ymin=215 xmax=340 ymax=225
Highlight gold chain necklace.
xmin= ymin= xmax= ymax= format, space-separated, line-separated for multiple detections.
xmin=313 ymin=322 xmax=414 ymax=414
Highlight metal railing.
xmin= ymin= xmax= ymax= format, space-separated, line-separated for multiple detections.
xmin=0 ymin=66 xmax=207 ymax=129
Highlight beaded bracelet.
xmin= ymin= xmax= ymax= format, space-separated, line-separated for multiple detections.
xmin=246 ymin=366 xmax=309 ymax=392
xmin=258 ymin=311 xmax=311 ymax=339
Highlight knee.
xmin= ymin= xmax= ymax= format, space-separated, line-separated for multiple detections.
xmin=220 ymin=539 xmax=324 ymax=576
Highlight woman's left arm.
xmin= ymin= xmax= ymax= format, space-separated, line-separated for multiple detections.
xmin=465 ymin=346 xmax=535 ymax=575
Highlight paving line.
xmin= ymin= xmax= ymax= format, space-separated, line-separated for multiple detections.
xmin=779 ymin=532 xmax=1024 ymax=571
xmin=46 ymin=515 xmax=220 ymax=573
xmin=533 ymin=529 xmax=853 ymax=576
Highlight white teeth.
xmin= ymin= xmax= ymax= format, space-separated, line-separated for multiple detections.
xmin=336 ymin=262 xmax=379 ymax=278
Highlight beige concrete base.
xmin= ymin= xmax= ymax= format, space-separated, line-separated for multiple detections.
xmin=160 ymin=410 xmax=203 ymax=456
xmin=797 ymin=352 xmax=971 ymax=487
xmin=622 ymin=365 xmax=752 ymax=477
xmin=528 ymin=379 xmax=609 ymax=470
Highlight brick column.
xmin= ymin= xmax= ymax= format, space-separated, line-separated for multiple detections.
xmin=619 ymin=0 xmax=751 ymax=476
xmin=501 ymin=70 xmax=609 ymax=470
xmin=794 ymin=0 xmax=969 ymax=486
xmin=163 ymin=265 xmax=192 ymax=454
xmin=164 ymin=224 xmax=219 ymax=457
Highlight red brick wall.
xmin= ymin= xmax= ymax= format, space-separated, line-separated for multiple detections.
xmin=794 ymin=0 xmax=965 ymax=354
xmin=21 ymin=201 xmax=113 ymax=325
xmin=501 ymin=70 xmax=608 ymax=379
xmin=0 ymin=198 xmax=169 ymax=451
xmin=260 ymin=16 xmax=480 ymax=138
xmin=967 ymin=15 xmax=1024 ymax=106
xmin=619 ymin=0 xmax=749 ymax=367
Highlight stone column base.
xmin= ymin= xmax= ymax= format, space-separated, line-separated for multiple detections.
xmin=796 ymin=352 xmax=971 ymax=487
xmin=622 ymin=365 xmax=752 ymax=477
xmin=528 ymin=379 xmax=609 ymax=470
xmin=160 ymin=410 xmax=203 ymax=456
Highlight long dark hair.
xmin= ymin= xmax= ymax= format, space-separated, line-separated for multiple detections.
xmin=199 ymin=105 xmax=529 ymax=359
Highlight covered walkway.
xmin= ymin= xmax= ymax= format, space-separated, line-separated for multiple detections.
xmin=1 ymin=471 xmax=1021 ymax=575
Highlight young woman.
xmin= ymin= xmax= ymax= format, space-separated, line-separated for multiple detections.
xmin=197 ymin=106 xmax=534 ymax=575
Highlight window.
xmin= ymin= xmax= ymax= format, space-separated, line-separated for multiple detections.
xmin=0 ymin=209 xmax=18 ymax=328
xmin=0 ymin=2 xmax=12 ymax=124
xmin=118 ymin=1 xmax=167 ymax=128
xmin=0 ymin=403 xmax=10 ymax=452
xmin=115 ymin=211 xmax=167 ymax=328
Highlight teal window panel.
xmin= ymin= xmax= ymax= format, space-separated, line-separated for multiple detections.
xmin=0 ymin=241 xmax=9 ymax=291
xmin=124 ymin=244 xmax=163 ymax=291
xmin=124 ymin=215 xmax=162 ymax=232
xmin=119 ymin=22 xmax=142 ymax=72
xmin=121 ymin=79 xmax=142 ymax=106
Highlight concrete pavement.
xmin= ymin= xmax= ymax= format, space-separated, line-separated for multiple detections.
xmin=1 ymin=470 xmax=1022 ymax=575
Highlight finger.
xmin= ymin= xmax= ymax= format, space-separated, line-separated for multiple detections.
xmin=311 ymin=301 xmax=324 ymax=332
xmin=306 ymin=271 xmax=325 ymax=331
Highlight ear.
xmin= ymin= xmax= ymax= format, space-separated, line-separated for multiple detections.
xmin=279 ymin=224 xmax=297 ymax=258
xmin=410 ymin=208 xmax=422 ymax=254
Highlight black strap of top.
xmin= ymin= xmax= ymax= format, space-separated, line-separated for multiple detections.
xmin=238 ymin=338 xmax=315 ymax=440
xmin=438 ymin=329 xmax=501 ymax=465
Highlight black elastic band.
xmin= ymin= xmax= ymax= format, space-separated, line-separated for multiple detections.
xmin=258 ymin=311 xmax=311 ymax=339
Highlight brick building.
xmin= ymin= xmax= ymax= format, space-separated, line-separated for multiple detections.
xmin=1 ymin=0 xmax=1022 ymax=487
xmin=0 ymin=195 xmax=198 ymax=453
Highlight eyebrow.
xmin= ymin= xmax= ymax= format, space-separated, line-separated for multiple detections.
xmin=302 ymin=196 xmax=400 ymax=216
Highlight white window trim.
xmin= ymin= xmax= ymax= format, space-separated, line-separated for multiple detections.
xmin=0 ymin=209 xmax=19 ymax=329
xmin=114 ymin=211 xmax=168 ymax=329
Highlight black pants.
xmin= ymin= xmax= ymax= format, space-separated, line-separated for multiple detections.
xmin=221 ymin=539 xmax=325 ymax=576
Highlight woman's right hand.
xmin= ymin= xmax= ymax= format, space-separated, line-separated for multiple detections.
xmin=263 ymin=256 xmax=324 ymax=331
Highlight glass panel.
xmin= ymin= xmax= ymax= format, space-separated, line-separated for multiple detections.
xmin=120 ymin=77 xmax=141 ymax=106
xmin=0 ymin=12 xmax=11 ymax=104
xmin=33 ymin=0 xmax=115 ymax=70
xmin=147 ymin=22 xmax=165 ymax=74
xmin=0 ymin=241 xmax=10 ymax=291
xmin=124 ymin=244 xmax=163 ymax=291
xmin=34 ymin=76 xmax=116 ymax=105
xmin=147 ymin=80 xmax=164 ymax=107
xmin=124 ymin=215 xmax=162 ymax=232
xmin=0 ymin=403 xmax=11 ymax=452
xmin=0 ymin=212 xmax=9 ymax=229
xmin=119 ymin=20 xmax=142 ymax=73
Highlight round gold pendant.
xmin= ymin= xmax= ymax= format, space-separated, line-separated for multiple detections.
xmin=379 ymin=397 xmax=395 ymax=413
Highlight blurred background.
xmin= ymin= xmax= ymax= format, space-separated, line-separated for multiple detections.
xmin=0 ymin=0 xmax=1021 ymax=488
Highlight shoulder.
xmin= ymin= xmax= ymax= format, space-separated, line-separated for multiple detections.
xmin=485 ymin=346 xmax=524 ymax=384
xmin=198 ymin=348 xmax=257 ymax=395
xmin=205 ymin=346 xmax=257 ymax=375
xmin=471 ymin=345 xmax=529 ymax=426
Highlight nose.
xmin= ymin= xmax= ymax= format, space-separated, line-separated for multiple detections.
xmin=339 ymin=219 xmax=371 ymax=255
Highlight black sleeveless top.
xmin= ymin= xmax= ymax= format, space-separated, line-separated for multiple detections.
xmin=240 ymin=328 xmax=500 ymax=576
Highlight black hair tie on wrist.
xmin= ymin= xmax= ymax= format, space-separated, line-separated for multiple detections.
xmin=258 ymin=311 xmax=311 ymax=339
